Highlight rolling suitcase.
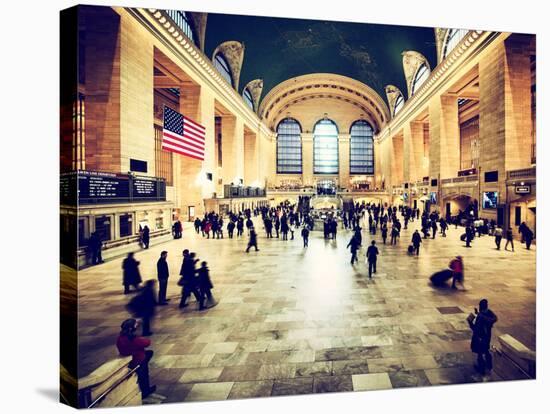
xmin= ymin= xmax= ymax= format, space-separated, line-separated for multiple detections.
xmin=430 ymin=269 xmax=453 ymax=286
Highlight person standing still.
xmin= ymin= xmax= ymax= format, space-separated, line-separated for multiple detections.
xmin=301 ymin=226 xmax=310 ymax=248
xmin=142 ymin=225 xmax=150 ymax=249
xmin=467 ymin=299 xmax=498 ymax=375
xmin=156 ymin=251 xmax=170 ymax=305
xmin=366 ymin=240 xmax=379 ymax=278
xmin=412 ymin=230 xmax=422 ymax=256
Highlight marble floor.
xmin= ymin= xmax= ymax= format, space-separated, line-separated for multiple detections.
xmin=76 ymin=215 xmax=536 ymax=404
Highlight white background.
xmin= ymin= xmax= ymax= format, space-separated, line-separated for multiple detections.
xmin=1 ymin=0 xmax=548 ymax=412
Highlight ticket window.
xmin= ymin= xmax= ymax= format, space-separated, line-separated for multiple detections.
xmin=95 ymin=215 xmax=112 ymax=241
xmin=155 ymin=216 xmax=164 ymax=230
xmin=119 ymin=214 xmax=133 ymax=238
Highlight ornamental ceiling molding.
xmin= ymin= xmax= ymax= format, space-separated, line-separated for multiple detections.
xmin=376 ymin=30 xmax=487 ymax=143
xmin=270 ymin=93 xmax=380 ymax=133
xmin=243 ymin=79 xmax=264 ymax=113
xmin=188 ymin=12 xmax=208 ymax=52
xmin=212 ymin=41 xmax=245 ymax=90
xmin=434 ymin=28 xmax=448 ymax=64
xmin=402 ymin=50 xmax=431 ymax=98
xmin=136 ymin=8 xmax=272 ymax=137
xmin=384 ymin=85 xmax=404 ymax=119
xmin=260 ymin=73 xmax=390 ymax=132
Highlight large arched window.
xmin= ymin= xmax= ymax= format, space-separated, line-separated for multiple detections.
xmin=393 ymin=94 xmax=404 ymax=116
xmin=442 ymin=29 xmax=469 ymax=59
xmin=243 ymin=88 xmax=254 ymax=110
xmin=313 ymin=119 xmax=339 ymax=174
xmin=214 ymin=53 xmax=233 ymax=86
xmin=276 ymin=118 xmax=302 ymax=174
xmin=350 ymin=120 xmax=374 ymax=175
xmin=411 ymin=63 xmax=429 ymax=95
xmin=166 ymin=10 xmax=196 ymax=45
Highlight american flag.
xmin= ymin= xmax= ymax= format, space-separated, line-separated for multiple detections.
xmin=162 ymin=106 xmax=206 ymax=161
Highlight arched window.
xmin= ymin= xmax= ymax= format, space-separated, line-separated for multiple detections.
xmin=214 ymin=53 xmax=233 ymax=86
xmin=350 ymin=120 xmax=374 ymax=175
xmin=313 ymin=119 xmax=339 ymax=174
xmin=243 ymin=88 xmax=254 ymax=110
xmin=276 ymin=118 xmax=302 ymax=174
xmin=393 ymin=94 xmax=404 ymax=116
xmin=442 ymin=29 xmax=469 ymax=59
xmin=411 ymin=63 xmax=429 ymax=95
xmin=166 ymin=10 xmax=196 ymax=45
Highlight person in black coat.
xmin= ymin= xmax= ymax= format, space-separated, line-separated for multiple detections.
xmin=178 ymin=250 xmax=201 ymax=308
xmin=366 ymin=240 xmax=379 ymax=278
xmin=156 ymin=251 xmax=169 ymax=305
xmin=468 ymin=299 xmax=498 ymax=375
xmin=142 ymin=225 xmax=150 ymax=249
xmin=347 ymin=235 xmax=360 ymax=265
xmin=411 ymin=230 xmax=422 ymax=255
xmin=246 ymin=227 xmax=259 ymax=252
xmin=381 ymin=224 xmax=388 ymax=245
xmin=523 ymin=226 xmax=534 ymax=250
xmin=301 ymin=226 xmax=310 ymax=248
xmin=122 ymin=252 xmax=142 ymax=294
xmin=88 ymin=231 xmax=104 ymax=265
xmin=197 ymin=261 xmax=214 ymax=310
xmin=227 ymin=220 xmax=235 ymax=238
xmin=127 ymin=280 xmax=157 ymax=336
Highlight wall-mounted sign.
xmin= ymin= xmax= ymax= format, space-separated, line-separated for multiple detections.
xmin=515 ymin=185 xmax=531 ymax=194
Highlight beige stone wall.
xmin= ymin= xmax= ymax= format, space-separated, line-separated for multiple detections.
xmin=119 ymin=10 xmax=155 ymax=176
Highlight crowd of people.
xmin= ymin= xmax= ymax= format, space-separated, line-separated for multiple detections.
xmin=101 ymin=198 xmax=523 ymax=397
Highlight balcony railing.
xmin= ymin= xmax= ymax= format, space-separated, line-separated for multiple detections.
xmin=507 ymin=167 xmax=536 ymax=180
xmin=224 ymin=185 xmax=266 ymax=198
xmin=441 ymin=175 xmax=479 ymax=185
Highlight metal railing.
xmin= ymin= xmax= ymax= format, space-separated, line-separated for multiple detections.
xmin=441 ymin=175 xmax=478 ymax=185
xmin=79 ymin=365 xmax=141 ymax=409
xmin=507 ymin=167 xmax=536 ymax=179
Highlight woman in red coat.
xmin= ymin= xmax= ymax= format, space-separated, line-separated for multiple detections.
xmin=116 ymin=319 xmax=156 ymax=398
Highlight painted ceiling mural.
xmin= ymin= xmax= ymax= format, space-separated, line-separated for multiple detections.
xmin=205 ymin=12 xmax=438 ymax=101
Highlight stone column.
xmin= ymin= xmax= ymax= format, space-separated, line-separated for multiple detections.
xmin=338 ymin=134 xmax=350 ymax=188
xmin=301 ymin=133 xmax=314 ymax=186
xmin=221 ymin=116 xmax=244 ymax=185
xmin=244 ymin=130 xmax=259 ymax=185
xmin=429 ymin=94 xmax=460 ymax=180
xmin=119 ymin=11 xmax=154 ymax=175
xmin=82 ymin=7 xmax=122 ymax=173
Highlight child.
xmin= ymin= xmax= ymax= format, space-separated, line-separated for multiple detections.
xmin=197 ymin=261 xmax=216 ymax=310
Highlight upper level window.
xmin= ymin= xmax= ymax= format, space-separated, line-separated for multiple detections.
xmin=350 ymin=120 xmax=374 ymax=175
xmin=393 ymin=94 xmax=404 ymax=116
xmin=277 ymin=118 xmax=302 ymax=174
xmin=214 ymin=54 xmax=233 ymax=86
xmin=442 ymin=29 xmax=469 ymax=59
xmin=243 ymin=88 xmax=254 ymax=110
xmin=165 ymin=10 xmax=195 ymax=45
xmin=411 ymin=63 xmax=429 ymax=95
xmin=313 ymin=119 xmax=339 ymax=174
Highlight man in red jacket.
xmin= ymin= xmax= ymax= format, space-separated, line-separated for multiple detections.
xmin=116 ymin=319 xmax=156 ymax=398
xmin=449 ymin=256 xmax=464 ymax=289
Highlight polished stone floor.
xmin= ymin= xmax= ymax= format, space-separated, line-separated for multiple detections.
xmin=77 ymin=215 xmax=536 ymax=403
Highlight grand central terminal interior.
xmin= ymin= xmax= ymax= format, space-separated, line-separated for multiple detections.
xmin=60 ymin=5 xmax=536 ymax=408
